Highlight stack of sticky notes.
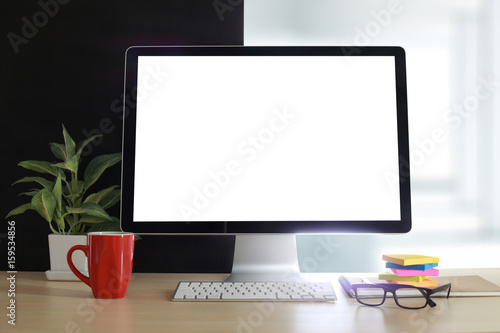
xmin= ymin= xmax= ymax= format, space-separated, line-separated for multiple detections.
xmin=379 ymin=254 xmax=440 ymax=288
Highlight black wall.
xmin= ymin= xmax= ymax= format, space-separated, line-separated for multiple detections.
xmin=1 ymin=0 xmax=243 ymax=272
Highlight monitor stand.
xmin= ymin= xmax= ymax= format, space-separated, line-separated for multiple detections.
xmin=225 ymin=234 xmax=305 ymax=282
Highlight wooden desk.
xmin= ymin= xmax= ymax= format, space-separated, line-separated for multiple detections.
xmin=1 ymin=269 xmax=499 ymax=333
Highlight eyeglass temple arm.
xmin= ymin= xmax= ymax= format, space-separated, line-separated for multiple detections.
xmin=426 ymin=284 xmax=452 ymax=308
xmin=415 ymin=288 xmax=437 ymax=308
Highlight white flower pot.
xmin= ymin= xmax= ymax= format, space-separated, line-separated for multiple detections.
xmin=45 ymin=234 xmax=88 ymax=281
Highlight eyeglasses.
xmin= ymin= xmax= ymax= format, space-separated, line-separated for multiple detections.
xmin=351 ymin=283 xmax=451 ymax=309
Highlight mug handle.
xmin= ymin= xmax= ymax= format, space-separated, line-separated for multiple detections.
xmin=67 ymin=245 xmax=91 ymax=287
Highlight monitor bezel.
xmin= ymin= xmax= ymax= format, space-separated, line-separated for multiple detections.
xmin=120 ymin=46 xmax=411 ymax=234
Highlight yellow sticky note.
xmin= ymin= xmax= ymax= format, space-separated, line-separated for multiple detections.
xmin=382 ymin=254 xmax=439 ymax=266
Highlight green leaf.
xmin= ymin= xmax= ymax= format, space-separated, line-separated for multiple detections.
xmin=62 ymin=124 xmax=76 ymax=159
xmin=84 ymin=185 xmax=118 ymax=205
xmin=13 ymin=176 xmax=54 ymax=190
xmin=99 ymin=189 xmax=121 ymax=209
xmin=31 ymin=188 xmax=56 ymax=223
xmin=83 ymin=153 xmax=121 ymax=191
xmin=53 ymin=209 xmax=66 ymax=231
xmin=86 ymin=218 xmax=121 ymax=231
xmin=76 ymin=134 xmax=102 ymax=161
xmin=64 ymin=193 xmax=82 ymax=202
xmin=52 ymin=155 xmax=79 ymax=174
xmin=18 ymin=160 xmax=60 ymax=176
xmin=63 ymin=180 xmax=84 ymax=195
xmin=65 ymin=202 xmax=113 ymax=221
xmin=77 ymin=214 xmax=113 ymax=224
xmin=19 ymin=190 xmax=40 ymax=197
xmin=6 ymin=203 xmax=33 ymax=218
xmin=50 ymin=143 xmax=67 ymax=161
xmin=53 ymin=171 xmax=63 ymax=216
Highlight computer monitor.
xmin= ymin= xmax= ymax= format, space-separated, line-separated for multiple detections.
xmin=120 ymin=46 xmax=411 ymax=281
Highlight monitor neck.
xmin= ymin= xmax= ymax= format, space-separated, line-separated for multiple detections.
xmin=225 ymin=234 xmax=305 ymax=282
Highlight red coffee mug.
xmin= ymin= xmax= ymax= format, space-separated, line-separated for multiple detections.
xmin=67 ymin=232 xmax=135 ymax=298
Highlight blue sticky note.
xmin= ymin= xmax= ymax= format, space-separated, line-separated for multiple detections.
xmin=386 ymin=262 xmax=438 ymax=271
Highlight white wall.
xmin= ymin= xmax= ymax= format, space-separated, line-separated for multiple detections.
xmin=245 ymin=0 xmax=500 ymax=271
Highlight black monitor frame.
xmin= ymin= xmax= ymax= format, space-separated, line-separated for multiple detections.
xmin=120 ymin=46 xmax=411 ymax=235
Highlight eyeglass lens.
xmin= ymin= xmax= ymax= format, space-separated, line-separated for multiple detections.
xmin=393 ymin=288 xmax=428 ymax=308
xmin=356 ymin=287 xmax=428 ymax=308
xmin=356 ymin=287 xmax=386 ymax=306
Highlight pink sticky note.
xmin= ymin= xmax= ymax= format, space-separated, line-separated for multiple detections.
xmin=387 ymin=268 xmax=439 ymax=277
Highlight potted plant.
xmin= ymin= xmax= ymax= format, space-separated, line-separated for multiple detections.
xmin=6 ymin=124 xmax=122 ymax=280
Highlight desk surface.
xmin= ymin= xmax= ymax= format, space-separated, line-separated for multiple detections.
xmin=1 ymin=268 xmax=500 ymax=333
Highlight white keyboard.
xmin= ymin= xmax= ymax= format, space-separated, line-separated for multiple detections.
xmin=172 ymin=281 xmax=336 ymax=301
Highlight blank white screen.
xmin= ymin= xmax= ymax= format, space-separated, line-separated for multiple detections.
xmin=133 ymin=55 xmax=400 ymax=222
